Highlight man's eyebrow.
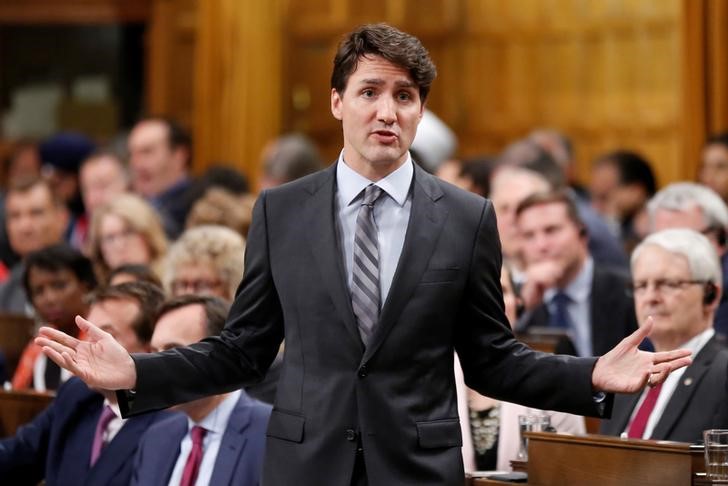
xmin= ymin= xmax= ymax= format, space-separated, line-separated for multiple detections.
xmin=395 ymin=80 xmax=416 ymax=88
xmin=358 ymin=78 xmax=385 ymax=86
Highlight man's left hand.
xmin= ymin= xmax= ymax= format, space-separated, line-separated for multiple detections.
xmin=591 ymin=316 xmax=693 ymax=393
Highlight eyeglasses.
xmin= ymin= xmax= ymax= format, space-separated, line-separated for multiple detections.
xmin=100 ymin=228 xmax=138 ymax=247
xmin=170 ymin=279 xmax=223 ymax=295
xmin=627 ymin=279 xmax=707 ymax=297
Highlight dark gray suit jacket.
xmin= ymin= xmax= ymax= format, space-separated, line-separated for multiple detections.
xmin=600 ymin=335 xmax=728 ymax=442
xmin=518 ymin=265 xmax=638 ymax=356
xmin=120 ymin=164 xmax=610 ymax=486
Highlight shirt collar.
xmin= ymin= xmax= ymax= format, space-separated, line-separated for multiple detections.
xmin=187 ymin=389 xmax=241 ymax=435
xmin=336 ymin=151 xmax=413 ymax=207
xmin=544 ymin=256 xmax=594 ymax=304
xmin=678 ymin=327 xmax=714 ymax=356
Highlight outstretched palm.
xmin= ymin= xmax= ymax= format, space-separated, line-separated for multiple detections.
xmin=35 ymin=315 xmax=137 ymax=390
xmin=592 ymin=317 xmax=693 ymax=393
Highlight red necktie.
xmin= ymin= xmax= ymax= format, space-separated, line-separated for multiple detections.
xmin=89 ymin=405 xmax=116 ymax=466
xmin=180 ymin=425 xmax=207 ymax=486
xmin=627 ymin=382 xmax=663 ymax=439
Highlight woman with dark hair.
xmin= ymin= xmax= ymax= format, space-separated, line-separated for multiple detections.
xmin=12 ymin=243 xmax=96 ymax=390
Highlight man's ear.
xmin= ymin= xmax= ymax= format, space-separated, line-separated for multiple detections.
xmin=331 ymin=88 xmax=343 ymax=121
xmin=171 ymin=146 xmax=189 ymax=172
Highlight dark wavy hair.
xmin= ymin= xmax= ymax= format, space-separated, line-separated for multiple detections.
xmin=331 ymin=23 xmax=437 ymax=102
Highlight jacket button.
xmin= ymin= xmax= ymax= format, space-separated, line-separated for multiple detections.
xmin=345 ymin=429 xmax=357 ymax=441
xmin=358 ymin=365 xmax=368 ymax=378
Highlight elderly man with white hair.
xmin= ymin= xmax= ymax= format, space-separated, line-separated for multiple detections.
xmin=647 ymin=182 xmax=728 ymax=336
xmin=600 ymin=228 xmax=728 ymax=442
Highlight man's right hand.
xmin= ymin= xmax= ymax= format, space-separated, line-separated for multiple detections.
xmin=35 ymin=315 xmax=137 ymax=390
xmin=520 ymin=260 xmax=563 ymax=309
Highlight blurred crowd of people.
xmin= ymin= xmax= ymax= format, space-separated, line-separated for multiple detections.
xmin=2 ymin=109 xmax=728 ymax=481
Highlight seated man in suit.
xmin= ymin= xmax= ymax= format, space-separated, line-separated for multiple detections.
xmin=0 ymin=282 xmax=168 ymax=486
xmin=646 ymin=182 xmax=728 ymax=337
xmin=133 ymin=295 xmax=271 ymax=486
xmin=600 ymin=229 xmax=728 ymax=442
xmin=516 ymin=190 xmax=637 ymax=356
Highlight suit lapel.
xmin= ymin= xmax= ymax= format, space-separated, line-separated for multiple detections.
xmin=608 ymin=392 xmax=642 ymax=436
xmin=362 ymin=166 xmax=447 ymax=363
xmin=85 ymin=412 xmax=159 ymax=484
xmin=304 ymin=165 xmax=363 ymax=350
xmin=589 ymin=268 xmax=612 ymax=354
xmin=650 ymin=338 xmax=718 ymax=439
xmin=147 ymin=416 xmax=186 ymax=486
xmin=210 ymin=395 xmax=251 ymax=485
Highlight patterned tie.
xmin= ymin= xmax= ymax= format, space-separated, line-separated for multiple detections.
xmin=626 ymin=382 xmax=663 ymax=439
xmin=89 ymin=405 xmax=116 ymax=466
xmin=180 ymin=425 xmax=207 ymax=486
xmin=351 ymin=184 xmax=384 ymax=345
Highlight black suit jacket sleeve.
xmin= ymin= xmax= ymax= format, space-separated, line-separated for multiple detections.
xmin=121 ymin=192 xmax=284 ymax=415
xmin=454 ymin=201 xmax=610 ymax=417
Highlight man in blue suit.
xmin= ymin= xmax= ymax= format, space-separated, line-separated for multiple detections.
xmin=132 ymin=295 xmax=271 ymax=486
xmin=0 ymin=282 xmax=167 ymax=486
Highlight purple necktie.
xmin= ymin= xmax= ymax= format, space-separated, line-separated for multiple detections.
xmin=89 ymin=405 xmax=116 ymax=466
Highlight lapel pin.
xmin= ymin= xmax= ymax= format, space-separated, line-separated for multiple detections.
xmin=683 ymin=377 xmax=693 ymax=386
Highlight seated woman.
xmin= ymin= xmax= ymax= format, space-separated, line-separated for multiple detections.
xmin=88 ymin=194 xmax=168 ymax=283
xmin=457 ymin=264 xmax=585 ymax=471
xmin=12 ymin=244 xmax=96 ymax=390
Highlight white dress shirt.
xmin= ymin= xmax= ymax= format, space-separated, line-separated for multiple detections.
xmin=335 ymin=152 xmax=413 ymax=306
xmin=167 ymin=390 xmax=241 ymax=486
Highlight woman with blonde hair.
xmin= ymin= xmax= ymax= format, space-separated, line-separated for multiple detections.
xmin=88 ymin=193 xmax=168 ymax=283
xmin=164 ymin=224 xmax=245 ymax=301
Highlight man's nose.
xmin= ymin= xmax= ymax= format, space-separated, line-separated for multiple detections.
xmin=377 ymin=97 xmax=396 ymax=124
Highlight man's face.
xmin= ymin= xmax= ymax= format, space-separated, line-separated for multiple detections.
xmin=151 ymin=304 xmax=207 ymax=352
xmin=87 ymin=298 xmax=148 ymax=353
xmin=632 ymin=245 xmax=709 ymax=349
xmin=151 ymin=304 xmax=209 ymax=416
xmin=331 ymin=55 xmax=424 ymax=176
xmin=28 ymin=266 xmax=88 ymax=332
xmin=652 ymin=206 xmax=724 ymax=254
xmin=80 ymin=156 xmax=128 ymax=214
xmin=128 ymin=121 xmax=183 ymax=197
xmin=518 ymin=202 xmax=587 ymax=279
xmin=490 ymin=170 xmax=550 ymax=258
xmin=6 ymin=184 xmax=66 ymax=257
xmin=699 ymin=144 xmax=728 ymax=201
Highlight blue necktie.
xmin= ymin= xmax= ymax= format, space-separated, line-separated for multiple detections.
xmin=549 ymin=291 xmax=572 ymax=329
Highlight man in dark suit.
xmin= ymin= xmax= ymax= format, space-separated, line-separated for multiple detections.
xmin=0 ymin=282 xmax=167 ymax=486
xmin=515 ymin=191 xmax=637 ymax=356
xmin=600 ymin=229 xmax=728 ymax=442
xmin=37 ymin=24 xmax=692 ymax=486
xmin=132 ymin=295 xmax=270 ymax=486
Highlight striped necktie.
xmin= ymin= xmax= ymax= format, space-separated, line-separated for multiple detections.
xmin=351 ymin=184 xmax=384 ymax=345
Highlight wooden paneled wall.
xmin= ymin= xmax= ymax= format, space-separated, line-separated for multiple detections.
xmin=145 ymin=0 xmax=725 ymax=190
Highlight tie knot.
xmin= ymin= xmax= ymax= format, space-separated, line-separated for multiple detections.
xmin=98 ymin=405 xmax=116 ymax=429
xmin=190 ymin=425 xmax=207 ymax=446
xmin=552 ymin=291 xmax=571 ymax=306
xmin=361 ymin=184 xmax=383 ymax=207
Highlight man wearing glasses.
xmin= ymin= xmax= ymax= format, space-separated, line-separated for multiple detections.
xmin=601 ymin=228 xmax=728 ymax=442
xmin=647 ymin=182 xmax=728 ymax=337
